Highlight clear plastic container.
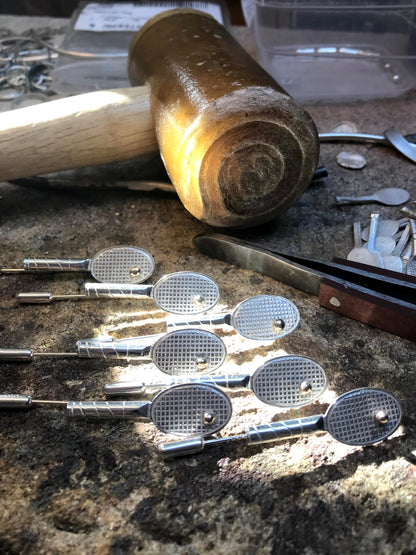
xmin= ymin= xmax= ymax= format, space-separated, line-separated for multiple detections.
xmin=242 ymin=0 xmax=416 ymax=102
xmin=53 ymin=1 xmax=230 ymax=95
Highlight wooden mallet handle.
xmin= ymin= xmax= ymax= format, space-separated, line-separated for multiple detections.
xmin=0 ymin=86 xmax=156 ymax=180
xmin=0 ymin=9 xmax=319 ymax=228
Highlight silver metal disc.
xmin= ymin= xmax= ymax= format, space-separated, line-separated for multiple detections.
xmin=251 ymin=355 xmax=327 ymax=408
xmin=231 ymin=295 xmax=300 ymax=340
xmin=325 ymin=388 xmax=401 ymax=446
xmin=151 ymin=329 xmax=226 ymax=375
xmin=336 ymin=151 xmax=367 ymax=170
xmin=149 ymin=383 xmax=232 ymax=437
xmin=89 ymin=245 xmax=155 ymax=283
xmin=152 ymin=271 xmax=220 ymax=315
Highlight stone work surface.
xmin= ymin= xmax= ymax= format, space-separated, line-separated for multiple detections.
xmin=0 ymin=16 xmax=415 ymax=555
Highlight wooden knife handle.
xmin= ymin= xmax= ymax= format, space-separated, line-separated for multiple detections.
xmin=319 ymin=277 xmax=416 ymax=342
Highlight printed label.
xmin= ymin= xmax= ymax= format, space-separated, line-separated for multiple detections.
xmin=75 ymin=2 xmax=223 ymax=31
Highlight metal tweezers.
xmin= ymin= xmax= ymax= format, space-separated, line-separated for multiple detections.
xmin=193 ymin=233 xmax=416 ymax=342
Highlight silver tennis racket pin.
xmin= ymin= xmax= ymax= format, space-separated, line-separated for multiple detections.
xmin=168 ymin=295 xmax=300 ymax=340
xmin=104 ymin=355 xmax=327 ymax=409
xmin=158 ymin=387 xmax=402 ymax=457
xmin=16 ymin=271 xmax=220 ymax=314
xmin=78 ymin=329 xmax=227 ymax=375
xmin=1 ymin=245 xmax=155 ymax=283
xmin=0 ymin=329 xmax=227 ymax=375
xmin=0 ymin=382 xmax=233 ymax=437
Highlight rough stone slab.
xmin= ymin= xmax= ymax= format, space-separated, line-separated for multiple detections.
xmin=0 ymin=15 xmax=415 ymax=555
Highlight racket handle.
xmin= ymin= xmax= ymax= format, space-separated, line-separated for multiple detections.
xmin=76 ymin=341 xmax=150 ymax=359
xmin=168 ymin=313 xmax=229 ymax=328
xmin=245 ymin=415 xmax=323 ymax=444
xmin=23 ymin=258 xmax=89 ymax=271
xmin=66 ymin=401 xmax=149 ymax=419
xmin=84 ymin=283 xmax=152 ymax=298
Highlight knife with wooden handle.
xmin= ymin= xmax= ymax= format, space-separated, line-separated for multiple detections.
xmin=193 ymin=232 xmax=416 ymax=342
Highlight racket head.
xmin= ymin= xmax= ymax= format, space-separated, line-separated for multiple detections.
xmin=149 ymin=383 xmax=232 ymax=437
xmin=89 ymin=245 xmax=155 ymax=283
xmin=151 ymin=329 xmax=227 ymax=375
xmin=251 ymin=355 xmax=327 ymax=408
xmin=152 ymin=271 xmax=220 ymax=314
xmin=231 ymin=295 xmax=300 ymax=340
xmin=325 ymin=387 xmax=402 ymax=446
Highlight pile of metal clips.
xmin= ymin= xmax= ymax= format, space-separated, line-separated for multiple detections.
xmin=0 ymin=34 xmax=58 ymax=103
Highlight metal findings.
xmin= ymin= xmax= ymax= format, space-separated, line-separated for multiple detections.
xmin=346 ymin=214 xmax=416 ymax=274
xmin=0 ymin=35 xmax=58 ymax=101
xmin=0 ymin=329 xmax=227 ymax=377
xmin=15 ymin=271 xmax=220 ymax=315
xmin=1 ymin=245 xmax=155 ymax=284
xmin=336 ymin=151 xmax=367 ymax=170
xmin=336 ymin=187 xmax=410 ymax=207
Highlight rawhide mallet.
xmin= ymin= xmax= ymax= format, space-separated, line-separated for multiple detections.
xmin=0 ymin=9 xmax=319 ymax=228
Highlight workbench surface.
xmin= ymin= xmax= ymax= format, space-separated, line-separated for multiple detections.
xmin=0 ymin=15 xmax=415 ymax=555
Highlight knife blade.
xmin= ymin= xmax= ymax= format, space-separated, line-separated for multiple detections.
xmin=193 ymin=232 xmax=416 ymax=342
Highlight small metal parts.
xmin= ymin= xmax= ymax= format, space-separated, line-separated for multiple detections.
xmin=401 ymin=206 xmax=416 ymax=220
xmin=1 ymin=245 xmax=155 ymax=284
xmin=15 ymin=271 xmax=220 ymax=315
xmin=0 ymin=382 xmax=233 ymax=438
xmin=346 ymin=214 xmax=416 ymax=274
xmin=331 ymin=121 xmax=358 ymax=134
xmin=336 ymin=151 xmax=367 ymax=170
xmin=336 ymin=187 xmax=410 ymax=207
xmin=347 ymin=214 xmax=384 ymax=268
xmin=157 ymin=388 xmax=402 ymax=458
xmin=0 ymin=35 xmax=58 ymax=102
xmin=79 ymin=329 xmax=227 ymax=375
xmin=319 ymin=127 xmax=416 ymax=164
xmin=168 ymin=295 xmax=300 ymax=341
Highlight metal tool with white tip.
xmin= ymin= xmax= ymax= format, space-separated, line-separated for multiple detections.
xmin=0 ymin=382 xmax=233 ymax=437
xmin=0 ymin=329 xmax=227 ymax=375
xmin=168 ymin=295 xmax=300 ymax=340
xmin=1 ymin=245 xmax=155 ymax=283
xmin=158 ymin=387 xmax=401 ymax=457
xmin=16 ymin=271 xmax=220 ymax=314
xmin=104 ymin=355 xmax=327 ymax=409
